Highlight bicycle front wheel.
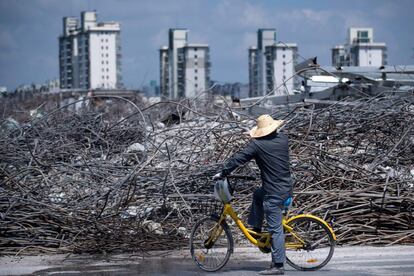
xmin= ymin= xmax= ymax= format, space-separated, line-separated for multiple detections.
xmin=285 ymin=216 xmax=335 ymax=271
xmin=189 ymin=215 xmax=233 ymax=272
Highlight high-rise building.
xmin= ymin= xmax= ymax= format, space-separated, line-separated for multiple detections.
xmin=159 ymin=29 xmax=211 ymax=99
xmin=248 ymin=46 xmax=259 ymax=97
xmin=332 ymin=28 xmax=387 ymax=67
xmin=248 ymin=29 xmax=298 ymax=97
xmin=59 ymin=11 xmax=122 ymax=90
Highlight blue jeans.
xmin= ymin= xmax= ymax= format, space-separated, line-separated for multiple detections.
xmin=248 ymin=187 xmax=285 ymax=264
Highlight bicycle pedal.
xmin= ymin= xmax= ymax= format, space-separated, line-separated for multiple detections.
xmin=257 ymin=235 xmax=271 ymax=253
xmin=259 ymin=244 xmax=271 ymax=254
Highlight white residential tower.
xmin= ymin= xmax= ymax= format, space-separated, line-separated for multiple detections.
xmin=332 ymin=28 xmax=387 ymax=67
xmin=159 ymin=29 xmax=211 ymax=99
xmin=59 ymin=11 xmax=122 ymax=90
xmin=248 ymin=29 xmax=298 ymax=97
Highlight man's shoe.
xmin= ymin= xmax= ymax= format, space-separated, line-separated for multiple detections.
xmin=259 ymin=264 xmax=285 ymax=275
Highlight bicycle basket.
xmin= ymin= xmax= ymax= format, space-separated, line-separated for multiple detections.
xmin=213 ymin=178 xmax=232 ymax=203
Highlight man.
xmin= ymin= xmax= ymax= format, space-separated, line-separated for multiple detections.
xmin=214 ymin=114 xmax=293 ymax=275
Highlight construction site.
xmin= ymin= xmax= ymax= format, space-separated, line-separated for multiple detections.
xmin=1 ymin=60 xmax=414 ymax=259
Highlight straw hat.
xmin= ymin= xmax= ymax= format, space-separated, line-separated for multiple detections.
xmin=249 ymin=114 xmax=284 ymax=138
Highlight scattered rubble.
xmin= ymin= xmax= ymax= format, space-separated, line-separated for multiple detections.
xmin=0 ymin=94 xmax=413 ymax=255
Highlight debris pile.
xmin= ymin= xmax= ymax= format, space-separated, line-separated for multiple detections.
xmin=285 ymin=96 xmax=414 ymax=245
xmin=0 ymin=95 xmax=413 ymax=255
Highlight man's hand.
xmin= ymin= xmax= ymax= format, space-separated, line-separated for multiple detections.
xmin=212 ymin=172 xmax=222 ymax=180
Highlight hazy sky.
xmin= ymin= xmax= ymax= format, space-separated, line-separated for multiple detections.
xmin=0 ymin=0 xmax=413 ymax=90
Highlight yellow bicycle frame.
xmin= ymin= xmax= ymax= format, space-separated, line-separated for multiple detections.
xmin=210 ymin=203 xmax=336 ymax=250
xmin=285 ymin=214 xmax=337 ymax=240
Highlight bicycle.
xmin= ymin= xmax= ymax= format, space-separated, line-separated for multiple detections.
xmin=189 ymin=175 xmax=336 ymax=272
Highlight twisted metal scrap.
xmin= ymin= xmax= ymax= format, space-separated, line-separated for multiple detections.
xmin=0 ymin=94 xmax=413 ymax=255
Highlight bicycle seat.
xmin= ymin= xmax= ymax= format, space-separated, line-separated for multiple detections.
xmin=283 ymin=197 xmax=292 ymax=209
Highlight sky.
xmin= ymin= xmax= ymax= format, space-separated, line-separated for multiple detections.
xmin=0 ymin=0 xmax=413 ymax=90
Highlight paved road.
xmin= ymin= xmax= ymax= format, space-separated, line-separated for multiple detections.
xmin=1 ymin=246 xmax=413 ymax=276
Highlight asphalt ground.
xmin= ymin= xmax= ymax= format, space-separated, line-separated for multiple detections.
xmin=1 ymin=246 xmax=413 ymax=276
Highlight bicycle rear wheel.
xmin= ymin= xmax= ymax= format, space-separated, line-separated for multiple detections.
xmin=285 ymin=216 xmax=335 ymax=271
xmin=190 ymin=215 xmax=233 ymax=272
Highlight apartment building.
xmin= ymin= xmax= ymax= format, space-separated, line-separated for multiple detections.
xmin=59 ymin=11 xmax=122 ymax=89
xmin=159 ymin=29 xmax=210 ymax=99
xmin=248 ymin=29 xmax=298 ymax=97
xmin=332 ymin=27 xmax=387 ymax=67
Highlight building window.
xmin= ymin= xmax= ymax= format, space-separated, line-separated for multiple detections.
xmin=106 ymin=76 xmax=109 ymax=79
xmin=106 ymin=46 xmax=108 ymax=50
xmin=194 ymin=54 xmax=198 ymax=58
xmin=195 ymin=69 xmax=198 ymax=73
xmin=282 ymin=54 xmax=285 ymax=58
xmin=195 ymin=76 xmax=198 ymax=80
xmin=106 ymin=68 xmax=109 ymax=72
xmin=194 ymin=48 xmax=198 ymax=51
xmin=283 ymin=61 xmax=286 ymax=65
xmin=357 ymin=31 xmax=369 ymax=43
xmin=195 ymin=84 xmax=198 ymax=88
xmin=195 ymin=61 xmax=198 ymax=66
xmin=106 ymin=54 xmax=109 ymax=57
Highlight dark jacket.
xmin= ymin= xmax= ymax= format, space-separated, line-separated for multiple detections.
xmin=221 ymin=132 xmax=293 ymax=201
